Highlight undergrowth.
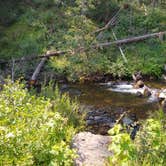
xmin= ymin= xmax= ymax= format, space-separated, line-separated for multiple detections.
xmin=0 ymin=80 xmax=84 ymax=165
xmin=109 ymin=110 xmax=166 ymax=166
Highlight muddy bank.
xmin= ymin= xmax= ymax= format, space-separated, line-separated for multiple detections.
xmin=70 ymin=72 xmax=166 ymax=84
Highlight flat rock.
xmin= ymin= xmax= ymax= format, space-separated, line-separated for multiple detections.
xmin=72 ymin=132 xmax=112 ymax=166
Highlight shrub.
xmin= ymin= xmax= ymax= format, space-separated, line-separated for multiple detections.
xmin=109 ymin=110 xmax=166 ymax=165
xmin=0 ymin=80 xmax=82 ymax=165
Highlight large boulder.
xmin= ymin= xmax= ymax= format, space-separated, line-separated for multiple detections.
xmin=157 ymin=90 xmax=166 ymax=113
xmin=72 ymin=132 xmax=112 ymax=166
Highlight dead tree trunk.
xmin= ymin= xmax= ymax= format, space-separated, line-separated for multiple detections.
xmin=29 ymin=51 xmax=69 ymax=85
xmin=30 ymin=57 xmax=47 ymax=82
xmin=27 ymin=31 xmax=166 ymax=85
xmin=92 ymin=31 xmax=166 ymax=48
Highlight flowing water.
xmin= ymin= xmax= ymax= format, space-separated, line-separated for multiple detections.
xmin=60 ymin=81 xmax=166 ymax=134
xmin=63 ymin=81 xmax=165 ymax=118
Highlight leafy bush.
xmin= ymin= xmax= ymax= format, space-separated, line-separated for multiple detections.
xmin=109 ymin=110 xmax=166 ymax=165
xmin=110 ymin=58 xmax=129 ymax=78
xmin=0 ymin=80 xmax=82 ymax=165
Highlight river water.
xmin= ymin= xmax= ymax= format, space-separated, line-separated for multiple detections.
xmin=60 ymin=81 xmax=166 ymax=134
xmin=64 ymin=81 xmax=165 ymax=118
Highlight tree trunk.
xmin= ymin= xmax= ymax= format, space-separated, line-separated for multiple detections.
xmin=92 ymin=31 xmax=166 ymax=48
xmin=29 ymin=51 xmax=69 ymax=83
xmin=30 ymin=57 xmax=47 ymax=82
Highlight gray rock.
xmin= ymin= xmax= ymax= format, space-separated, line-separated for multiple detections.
xmin=86 ymin=120 xmax=96 ymax=125
xmin=136 ymin=91 xmax=143 ymax=97
xmin=72 ymin=132 xmax=112 ymax=166
xmin=122 ymin=116 xmax=133 ymax=126
xmin=86 ymin=114 xmax=114 ymax=131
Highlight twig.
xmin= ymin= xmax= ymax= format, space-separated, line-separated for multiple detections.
xmin=115 ymin=112 xmax=127 ymax=125
xmin=11 ymin=58 xmax=15 ymax=83
xmin=112 ymin=29 xmax=128 ymax=63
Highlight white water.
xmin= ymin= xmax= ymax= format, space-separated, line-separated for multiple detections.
xmin=103 ymin=82 xmax=159 ymax=103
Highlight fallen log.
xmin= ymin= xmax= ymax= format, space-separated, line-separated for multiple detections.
xmin=0 ymin=50 xmax=70 ymax=64
xmin=29 ymin=50 xmax=70 ymax=84
xmin=92 ymin=31 xmax=166 ymax=48
xmin=27 ymin=31 xmax=166 ymax=85
xmin=0 ymin=32 xmax=165 ymax=64
xmin=30 ymin=57 xmax=47 ymax=82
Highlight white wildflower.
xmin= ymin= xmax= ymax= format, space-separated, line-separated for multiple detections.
xmin=6 ymin=132 xmax=15 ymax=138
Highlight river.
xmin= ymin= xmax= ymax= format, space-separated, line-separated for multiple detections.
xmin=60 ymin=80 xmax=166 ymax=134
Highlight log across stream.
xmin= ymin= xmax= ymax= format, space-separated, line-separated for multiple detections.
xmin=60 ymin=81 xmax=166 ymax=135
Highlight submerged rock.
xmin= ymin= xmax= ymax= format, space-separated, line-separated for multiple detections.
xmin=136 ymin=91 xmax=143 ymax=97
xmin=72 ymin=132 xmax=112 ymax=166
xmin=86 ymin=108 xmax=115 ymax=134
xmin=60 ymin=85 xmax=82 ymax=96
xmin=122 ymin=116 xmax=133 ymax=126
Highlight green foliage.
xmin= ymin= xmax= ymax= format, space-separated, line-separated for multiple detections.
xmin=39 ymin=82 xmax=84 ymax=128
xmin=0 ymin=80 xmax=83 ymax=165
xmin=134 ymin=8 xmax=166 ymax=33
xmin=108 ymin=124 xmax=136 ymax=165
xmin=126 ymin=40 xmax=166 ymax=77
xmin=110 ymin=58 xmax=129 ymax=78
xmin=109 ymin=110 xmax=166 ymax=165
xmin=0 ymin=0 xmax=165 ymax=81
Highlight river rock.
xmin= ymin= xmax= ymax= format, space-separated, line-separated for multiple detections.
xmin=86 ymin=108 xmax=115 ymax=134
xmin=161 ymin=99 xmax=166 ymax=113
xmin=122 ymin=116 xmax=133 ymax=126
xmin=143 ymin=87 xmax=152 ymax=97
xmin=134 ymin=80 xmax=144 ymax=89
xmin=159 ymin=91 xmax=166 ymax=99
xmin=136 ymin=91 xmax=143 ymax=97
xmin=72 ymin=132 xmax=112 ymax=166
